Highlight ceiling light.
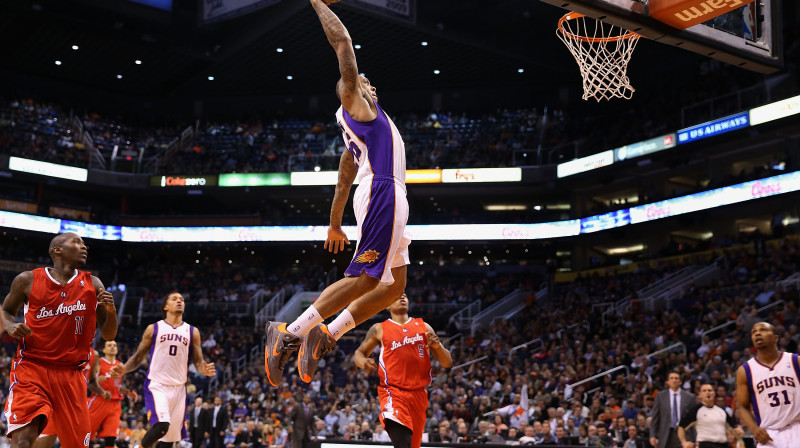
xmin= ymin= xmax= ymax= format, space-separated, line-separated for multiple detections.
xmin=54 ymin=60 xmax=62 ymax=66
xmin=354 ymin=44 xmax=361 ymax=49
xmin=276 ymin=48 xmax=283 ymax=53
xmin=286 ymin=75 xmax=293 ymax=80
xmin=116 ymin=74 xmax=123 ymax=79
xmin=533 ymin=205 xmax=542 ymax=210
xmin=421 ymin=41 xmax=428 ymax=46
xmin=135 ymin=59 xmax=142 ymax=65
xmin=484 ymin=204 xmax=526 ymax=211
xmin=71 ymin=45 xmax=79 ymax=50
xmin=518 ymin=68 xmax=524 ymax=73
xmin=208 ymin=76 xmax=215 ymax=81
xmin=433 ymin=69 xmax=440 ymax=75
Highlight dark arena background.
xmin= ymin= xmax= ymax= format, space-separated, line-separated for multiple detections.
xmin=1 ymin=0 xmax=800 ymax=446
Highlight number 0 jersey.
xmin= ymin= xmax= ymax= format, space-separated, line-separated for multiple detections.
xmin=147 ymin=320 xmax=193 ymax=386
xmin=378 ymin=317 xmax=431 ymax=390
xmin=743 ymin=352 xmax=800 ymax=430
xmin=20 ymin=268 xmax=97 ymax=369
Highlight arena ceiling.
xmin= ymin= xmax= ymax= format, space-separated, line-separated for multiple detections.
xmin=0 ymin=0 xmax=698 ymax=99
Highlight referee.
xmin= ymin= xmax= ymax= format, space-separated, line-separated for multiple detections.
xmin=677 ymin=383 xmax=743 ymax=448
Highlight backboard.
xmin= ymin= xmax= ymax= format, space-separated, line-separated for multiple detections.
xmin=538 ymin=0 xmax=783 ymax=72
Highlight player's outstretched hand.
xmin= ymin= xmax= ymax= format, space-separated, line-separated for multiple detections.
xmin=752 ymin=427 xmax=772 ymax=445
xmin=427 ymin=330 xmax=441 ymax=350
xmin=109 ymin=364 xmax=125 ymax=378
xmin=97 ymin=288 xmax=115 ymax=309
xmin=6 ymin=322 xmax=32 ymax=339
xmin=202 ymin=362 xmax=216 ymax=377
xmin=359 ymin=358 xmax=378 ymax=375
xmin=324 ymin=226 xmax=350 ymax=254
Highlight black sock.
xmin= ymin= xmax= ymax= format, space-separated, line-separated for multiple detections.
xmin=141 ymin=422 xmax=170 ymax=448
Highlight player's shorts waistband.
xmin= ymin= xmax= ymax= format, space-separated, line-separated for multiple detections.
xmin=15 ymin=357 xmax=85 ymax=370
xmin=365 ymin=174 xmax=406 ymax=192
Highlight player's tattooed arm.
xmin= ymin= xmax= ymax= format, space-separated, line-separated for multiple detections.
xmin=330 ymin=150 xmax=357 ymax=228
xmin=92 ymin=275 xmax=118 ymax=340
xmin=354 ymin=323 xmax=382 ymax=374
xmin=1 ymin=271 xmax=33 ymax=339
xmin=192 ymin=327 xmax=216 ymax=377
xmin=325 ymin=150 xmax=358 ymax=254
xmin=113 ymin=324 xmax=154 ymax=376
xmin=310 ymin=0 xmax=357 ymax=86
xmin=425 ymin=323 xmax=453 ymax=368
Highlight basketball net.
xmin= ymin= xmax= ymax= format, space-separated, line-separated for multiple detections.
xmin=556 ymin=12 xmax=641 ymax=101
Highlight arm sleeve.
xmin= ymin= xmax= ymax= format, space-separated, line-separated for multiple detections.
xmin=678 ymin=403 xmax=701 ymax=429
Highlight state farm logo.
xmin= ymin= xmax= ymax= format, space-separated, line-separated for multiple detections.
xmin=160 ymin=176 xmax=207 ymax=187
xmin=751 ymin=181 xmax=781 ymax=198
xmin=452 ymin=170 xmax=475 ymax=182
xmin=646 ymin=205 xmax=672 ymax=220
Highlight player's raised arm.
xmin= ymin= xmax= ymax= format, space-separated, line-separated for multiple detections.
xmin=92 ymin=276 xmax=118 ymax=341
xmin=354 ymin=323 xmax=383 ymax=375
xmin=1 ymin=271 xmax=33 ymax=339
xmin=736 ymin=364 xmax=772 ymax=445
xmin=425 ymin=323 xmax=453 ymax=368
xmin=191 ymin=327 xmax=216 ymax=377
xmin=111 ymin=324 xmax=154 ymax=377
xmin=309 ymin=0 xmax=372 ymax=117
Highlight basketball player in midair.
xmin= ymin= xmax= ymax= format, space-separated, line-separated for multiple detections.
xmin=354 ymin=294 xmax=452 ymax=448
xmin=34 ymin=348 xmax=109 ymax=448
xmin=265 ymin=0 xmax=412 ymax=387
xmin=1 ymin=232 xmax=117 ymax=448
xmin=737 ymin=322 xmax=800 ymax=447
xmin=110 ymin=292 xmax=216 ymax=448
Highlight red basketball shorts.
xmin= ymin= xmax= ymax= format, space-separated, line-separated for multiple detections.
xmin=88 ymin=396 xmax=122 ymax=439
xmin=4 ymin=360 xmax=91 ymax=447
xmin=377 ymin=386 xmax=428 ymax=448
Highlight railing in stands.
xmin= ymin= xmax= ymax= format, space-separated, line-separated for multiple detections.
xmin=509 ymin=338 xmax=543 ymax=357
xmin=70 ymin=113 xmax=105 ymax=169
xmin=448 ymin=300 xmax=481 ymax=334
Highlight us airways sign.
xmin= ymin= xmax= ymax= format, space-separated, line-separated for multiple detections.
xmin=149 ymin=175 xmax=218 ymax=188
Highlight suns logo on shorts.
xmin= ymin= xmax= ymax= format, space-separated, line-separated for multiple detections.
xmin=354 ymin=250 xmax=380 ymax=263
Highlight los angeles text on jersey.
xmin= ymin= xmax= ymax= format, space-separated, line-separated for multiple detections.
xmin=159 ymin=333 xmax=190 ymax=346
xmin=390 ymin=334 xmax=424 ymax=351
xmin=756 ymin=375 xmax=796 ymax=393
xmin=35 ymin=300 xmax=88 ymax=319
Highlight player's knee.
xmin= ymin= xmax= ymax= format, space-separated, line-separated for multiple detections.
xmin=103 ymin=437 xmax=116 ymax=448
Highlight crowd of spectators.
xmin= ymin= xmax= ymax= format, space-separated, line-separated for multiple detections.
xmin=2 ymin=60 xmax=793 ymax=178
xmin=2 ymin=231 xmax=796 ymax=447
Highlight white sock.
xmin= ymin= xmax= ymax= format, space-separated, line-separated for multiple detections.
xmin=287 ymin=305 xmax=324 ymax=338
xmin=327 ymin=310 xmax=356 ymax=341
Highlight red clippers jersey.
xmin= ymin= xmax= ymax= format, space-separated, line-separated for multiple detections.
xmin=20 ymin=268 xmax=97 ymax=369
xmin=95 ymin=357 xmax=123 ymax=400
xmin=378 ymin=317 xmax=431 ymax=390
xmin=83 ymin=349 xmax=97 ymax=382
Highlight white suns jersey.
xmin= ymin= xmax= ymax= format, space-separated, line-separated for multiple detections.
xmin=147 ymin=320 xmax=193 ymax=386
xmin=743 ymin=352 xmax=800 ymax=430
xmin=335 ymin=103 xmax=406 ymax=187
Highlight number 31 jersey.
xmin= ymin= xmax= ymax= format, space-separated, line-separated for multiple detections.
xmin=378 ymin=317 xmax=431 ymax=390
xmin=147 ymin=320 xmax=193 ymax=386
xmin=743 ymin=352 xmax=800 ymax=430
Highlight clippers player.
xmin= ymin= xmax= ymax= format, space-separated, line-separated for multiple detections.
xmin=89 ymin=340 xmax=137 ymax=448
xmin=111 ymin=292 xmax=215 ymax=448
xmin=266 ymin=0 xmax=412 ymax=387
xmin=34 ymin=348 xmax=108 ymax=448
xmin=1 ymin=232 xmax=118 ymax=448
xmin=737 ymin=322 xmax=800 ymax=447
xmin=354 ymin=294 xmax=452 ymax=448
